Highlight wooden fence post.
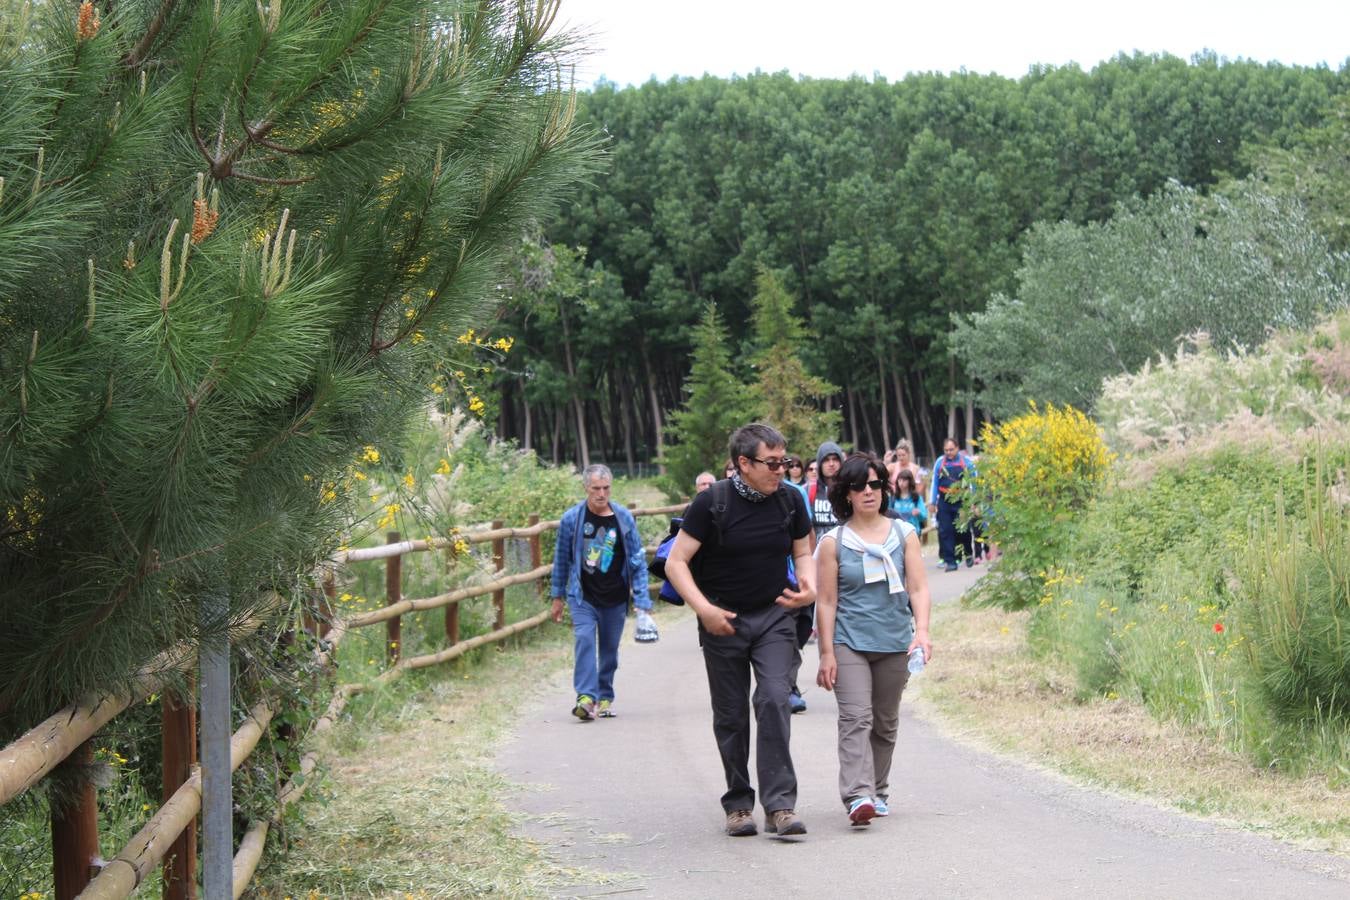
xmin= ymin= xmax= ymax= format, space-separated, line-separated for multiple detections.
xmin=161 ymin=687 xmax=197 ymax=900
xmin=51 ymin=740 xmax=98 ymax=900
xmin=318 ymin=571 xmax=336 ymax=639
xmin=527 ymin=513 xmax=542 ymax=600
xmin=444 ymin=539 xmax=459 ymax=647
xmin=492 ymin=520 xmax=505 ymax=631
xmin=386 ymin=531 xmax=401 ymax=664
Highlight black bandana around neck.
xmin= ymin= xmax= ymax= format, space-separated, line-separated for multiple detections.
xmin=731 ymin=471 xmax=769 ymax=502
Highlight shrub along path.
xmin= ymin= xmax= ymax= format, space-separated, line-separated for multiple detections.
xmin=495 ymin=559 xmax=1350 ymax=898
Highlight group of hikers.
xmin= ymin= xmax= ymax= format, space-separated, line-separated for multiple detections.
xmin=548 ymin=423 xmax=983 ymax=835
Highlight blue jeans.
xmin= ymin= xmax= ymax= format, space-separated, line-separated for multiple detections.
xmin=936 ymin=499 xmax=973 ymax=566
xmin=570 ymin=599 xmax=628 ymax=701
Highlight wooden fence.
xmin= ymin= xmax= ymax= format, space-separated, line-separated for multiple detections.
xmin=0 ymin=502 xmax=683 ymax=899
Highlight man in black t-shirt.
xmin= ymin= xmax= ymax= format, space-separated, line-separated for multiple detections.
xmin=664 ymin=423 xmax=816 ymax=839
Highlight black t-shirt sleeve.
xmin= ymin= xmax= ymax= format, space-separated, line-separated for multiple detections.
xmin=680 ymin=489 xmax=716 ymax=543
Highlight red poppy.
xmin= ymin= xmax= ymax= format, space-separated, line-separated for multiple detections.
xmin=1213 ymin=622 xmax=1225 ymax=633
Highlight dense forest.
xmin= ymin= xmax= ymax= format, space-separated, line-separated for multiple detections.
xmin=484 ymin=52 xmax=1350 ymax=470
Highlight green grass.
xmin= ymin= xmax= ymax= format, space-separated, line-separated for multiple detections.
xmin=919 ymin=600 xmax=1350 ymax=853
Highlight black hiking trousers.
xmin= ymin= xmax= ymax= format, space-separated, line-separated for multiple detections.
xmin=698 ymin=602 xmax=798 ymax=815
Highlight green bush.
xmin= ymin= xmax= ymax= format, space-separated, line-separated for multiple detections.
xmin=964 ymin=403 xmax=1113 ymax=611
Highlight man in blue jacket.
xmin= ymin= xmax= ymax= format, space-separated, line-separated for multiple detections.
xmin=550 ymin=464 xmax=651 ymax=721
xmin=928 ymin=438 xmax=977 ymax=571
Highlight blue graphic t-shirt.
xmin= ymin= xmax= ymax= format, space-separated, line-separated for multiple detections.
xmin=580 ymin=509 xmax=628 ymax=607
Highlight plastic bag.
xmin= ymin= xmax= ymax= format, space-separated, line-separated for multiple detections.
xmin=634 ymin=609 xmax=659 ymax=643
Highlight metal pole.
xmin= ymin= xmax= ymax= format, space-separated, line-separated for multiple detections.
xmin=200 ymin=592 xmax=232 ymax=899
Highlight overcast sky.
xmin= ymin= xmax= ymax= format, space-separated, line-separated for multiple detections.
xmin=557 ymin=1 xmax=1350 ymax=89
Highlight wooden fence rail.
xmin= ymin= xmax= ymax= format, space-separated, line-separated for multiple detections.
xmin=0 ymin=501 xmax=684 ymax=900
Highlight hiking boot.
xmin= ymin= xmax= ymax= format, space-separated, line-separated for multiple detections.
xmin=847 ymin=796 xmax=876 ymax=826
xmin=725 ymin=809 xmax=757 ymax=837
xmin=572 ymin=695 xmax=596 ymax=721
xmin=764 ymin=808 xmax=806 ymax=836
xmin=788 ymin=688 xmax=807 ymax=714
xmin=597 ymin=699 xmax=615 ymax=718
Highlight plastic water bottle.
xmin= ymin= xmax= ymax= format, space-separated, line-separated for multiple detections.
xmin=635 ymin=609 xmax=659 ymax=644
xmin=907 ymin=646 xmax=925 ymax=675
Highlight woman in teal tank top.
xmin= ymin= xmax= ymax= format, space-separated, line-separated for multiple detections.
xmin=815 ymin=454 xmax=933 ymax=827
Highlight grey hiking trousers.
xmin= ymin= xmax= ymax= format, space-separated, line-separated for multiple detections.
xmin=698 ymin=603 xmax=798 ymax=814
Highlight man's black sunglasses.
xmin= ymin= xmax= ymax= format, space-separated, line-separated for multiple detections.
xmin=749 ymin=456 xmax=791 ymax=471
xmin=848 ymin=479 xmax=886 ymax=492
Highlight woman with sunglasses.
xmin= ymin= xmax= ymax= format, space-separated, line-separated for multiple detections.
xmin=783 ymin=457 xmax=809 ymax=504
xmin=814 ymin=454 xmax=932 ymax=827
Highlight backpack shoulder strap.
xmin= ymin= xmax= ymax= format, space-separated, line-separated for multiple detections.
xmin=774 ymin=484 xmax=795 ymax=529
xmin=709 ymin=479 xmax=732 ymax=546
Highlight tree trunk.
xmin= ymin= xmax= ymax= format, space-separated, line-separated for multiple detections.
xmin=946 ymin=356 xmax=958 ymax=442
xmin=639 ymin=344 xmax=665 ymax=473
xmin=550 ymin=405 xmax=562 ymax=466
xmin=619 ymin=370 xmax=637 ymax=474
xmin=846 ymin=386 xmax=860 ymax=449
xmin=875 ymin=354 xmax=891 ymax=451
xmin=497 ymin=380 xmax=511 ymax=441
xmin=913 ymin=364 xmax=937 ymax=460
xmin=964 ymin=394 xmax=976 ymax=451
xmin=557 ymin=302 xmax=589 ymax=467
xmin=891 ymin=368 xmax=915 ymax=448
xmin=521 ymin=379 xmax=533 ymax=451
xmin=861 ymin=393 xmax=879 ymax=454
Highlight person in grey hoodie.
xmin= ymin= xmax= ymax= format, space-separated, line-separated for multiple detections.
xmin=789 ymin=441 xmax=846 ymax=713
xmin=810 ymin=442 xmax=846 ymax=543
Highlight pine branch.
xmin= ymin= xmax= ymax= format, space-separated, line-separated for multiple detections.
xmin=120 ymin=0 xmax=179 ymax=68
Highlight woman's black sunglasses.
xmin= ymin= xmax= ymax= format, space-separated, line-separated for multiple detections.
xmin=849 ymin=479 xmax=886 ymax=492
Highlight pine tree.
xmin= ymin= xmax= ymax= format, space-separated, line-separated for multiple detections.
xmin=662 ymin=303 xmax=753 ymax=490
xmin=0 ymin=0 xmax=599 ymax=731
xmin=747 ymin=268 xmax=842 ymax=458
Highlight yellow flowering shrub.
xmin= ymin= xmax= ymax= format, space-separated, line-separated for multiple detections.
xmin=969 ymin=402 xmax=1114 ymax=609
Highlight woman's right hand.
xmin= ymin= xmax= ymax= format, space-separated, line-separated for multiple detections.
xmin=816 ymin=652 xmax=837 ymax=692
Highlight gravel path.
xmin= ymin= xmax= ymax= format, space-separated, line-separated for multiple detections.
xmin=495 ymin=561 xmax=1350 ymax=899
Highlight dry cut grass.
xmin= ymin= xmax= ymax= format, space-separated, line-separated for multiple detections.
xmin=252 ymin=625 xmax=619 ymax=898
xmin=913 ymin=601 xmax=1350 ymax=855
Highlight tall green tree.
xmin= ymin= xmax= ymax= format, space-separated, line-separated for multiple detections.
xmin=662 ymin=303 xmax=752 ymax=489
xmin=1239 ymin=93 xmax=1350 ymax=252
xmin=0 ymin=0 xmax=598 ymax=730
xmin=952 ymin=180 xmax=1350 ymax=415
xmin=748 ymin=268 xmax=841 ymax=457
